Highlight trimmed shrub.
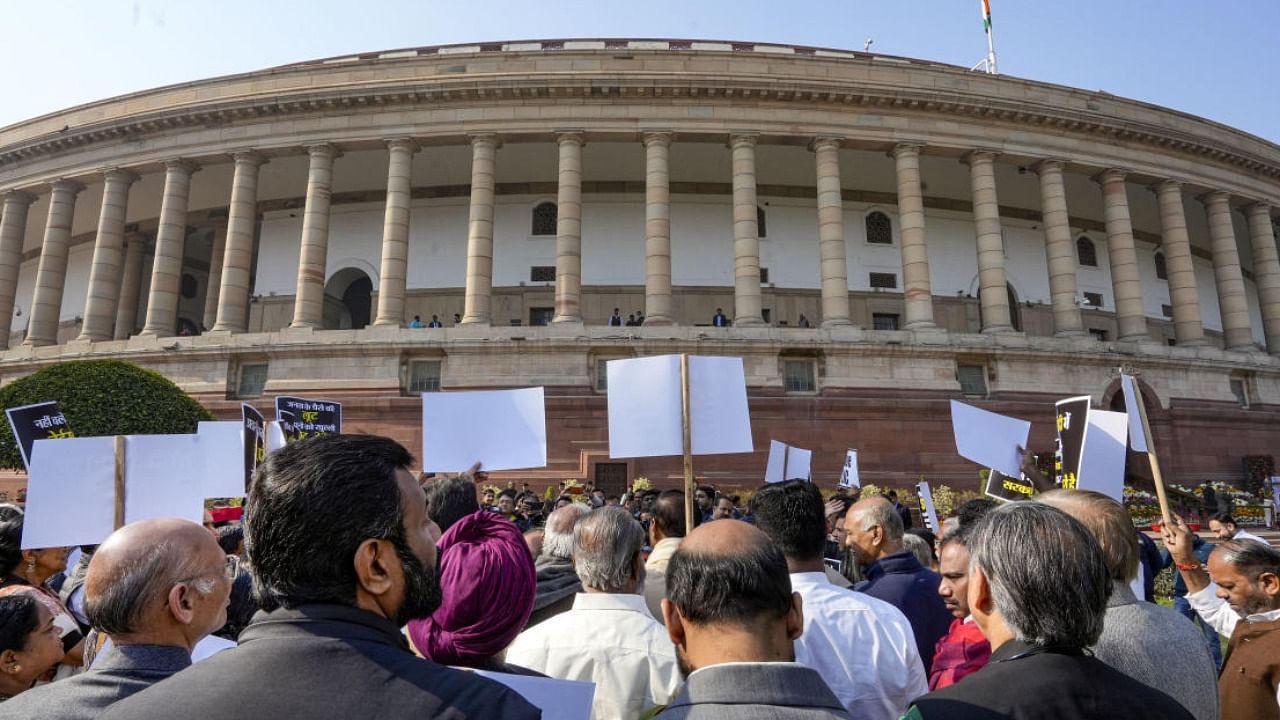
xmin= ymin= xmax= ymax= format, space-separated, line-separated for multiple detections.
xmin=0 ymin=360 xmax=213 ymax=470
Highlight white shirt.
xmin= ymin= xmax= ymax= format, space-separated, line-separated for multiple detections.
xmin=505 ymin=592 xmax=681 ymax=720
xmin=789 ymin=571 xmax=929 ymax=720
xmin=1186 ymin=583 xmax=1280 ymax=707
xmin=1233 ymin=529 xmax=1269 ymax=546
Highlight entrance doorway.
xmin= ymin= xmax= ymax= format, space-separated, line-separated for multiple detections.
xmin=324 ymin=268 xmax=373 ymax=329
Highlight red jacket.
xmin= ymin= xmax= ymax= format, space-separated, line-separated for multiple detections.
xmin=928 ymin=617 xmax=991 ymax=691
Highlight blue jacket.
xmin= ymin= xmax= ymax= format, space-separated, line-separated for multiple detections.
xmin=855 ymin=551 xmax=952 ymax=671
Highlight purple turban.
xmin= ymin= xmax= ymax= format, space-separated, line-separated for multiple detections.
xmin=408 ymin=509 xmax=536 ymax=666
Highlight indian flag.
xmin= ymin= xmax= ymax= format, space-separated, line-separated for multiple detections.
xmin=982 ymin=0 xmax=992 ymax=32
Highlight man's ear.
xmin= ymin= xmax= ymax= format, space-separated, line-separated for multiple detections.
xmin=0 ymin=649 xmax=19 ymax=675
xmin=1259 ymin=571 xmax=1280 ymax=599
xmin=354 ymin=538 xmax=396 ymax=597
xmin=869 ymin=524 xmax=885 ymax=549
xmin=969 ymin=566 xmax=993 ymax=616
xmin=166 ymin=582 xmax=198 ymax=625
xmin=662 ymin=599 xmax=686 ymax=648
xmin=786 ymin=592 xmax=804 ymax=641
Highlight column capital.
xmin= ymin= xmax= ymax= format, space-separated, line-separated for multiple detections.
xmin=0 ymin=189 xmax=36 ymax=207
xmin=728 ymin=132 xmax=759 ymax=149
xmin=890 ymin=142 xmax=926 ymax=159
xmin=1030 ymin=158 xmax=1067 ymax=175
xmin=1198 ymin=190 xmax=1231 ymax=208
xmin=1245 ymin=201 xmax=1273 ymax=219
xmin=468 ymin=132 xmax=502 ymax=149
xmin=641 ymin=131 xmax=672 ymax=148
xmin=163 ymin=158 xmax=200 ymax=175
xmin=385 ymin=137 xmax=419 ymax=153
xmin=48 ymin=178 xmax=85 ymax=194
xmin=100 ymin=167 xmax=140 ymax=186
xmin=303 ymin=143 xmax=341 ymax=160
xmin=231 ymin=149 xmax=268 ymax=167
xmin=1093 ymin=168 xmax=1130 ymax=185
xmin=554 ymin=131 xmax=586 ymax=146
xmin=1151 ymin=179 xmax=1184 ymax=195
xmin=962 ymin=149 xmax=1000 ymax=166
xmin=809 ymin=136 xmax=844 ymax=153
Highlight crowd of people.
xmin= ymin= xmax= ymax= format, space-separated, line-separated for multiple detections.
xmin=0 ymin=433 xmax=1275 ymax=719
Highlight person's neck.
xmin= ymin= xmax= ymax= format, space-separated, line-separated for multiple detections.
xmin=974 ymin=614 xmax=1016 ymax=651
xmin=786 ymin=556 xmax=826 ymax=574
xmin=12 ymin=567 xmax=49 ymax=587
xmin=681 ymin=623 xmax=792 ymax=670
xmin=0 ymin=674 xmax=31 ymax=700
xmin=110 ymin=630 xmax=196 ymax=655
xmin=876 ymin=542 xmax=905 ymax=561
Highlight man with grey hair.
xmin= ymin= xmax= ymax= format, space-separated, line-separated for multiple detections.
xmin=507 ymin=506 xmax=681 ymax=719
xmin=0 ymin=518 xmax=232 ymax=719
xmin=526 ymin=502 xmax=589 ymax=628
xmin=844 ymin=497 xmax=950 ymax=670
xmin=904 ymin=502 xmax=1193 ymax=720
xmin=1038 ymin=490 xmax=1218 ymax=720
xmin=1165 ymin=515 xmax=1280 ymax=720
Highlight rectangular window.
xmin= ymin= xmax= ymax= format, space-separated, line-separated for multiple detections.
xmin=957 ymin=364 xmax=988 ymax=396
xmin=1088 ymin=328 xmax=1108 ymax=342
xmin=530 ymin=266 xmax=555 ymax=282
xmin=1230 ymin=378 xmax=1249 ymax=408
xmin=759 ymin=267 xmax=770 ymax=284
xmin=595 ymin=359 xmax=610 ymax=392
xmin=783 ymin=359 xmax=816 ymax=393
xmin=872 ymin=313 xmax=900 ymax=331
xmin=1083 ymin=292 xmax=1103 ymax=307
xmin=869 ymin=272 xmax=898 ymax=289
xmin=236 ymin=363 xmax=268 ymax=398
xmin=1161 ymin=304 xmax=1174 ymax=318
xmin=529 ymin=307 xmax=554 ymax=326
xmin=407 ymin=360 xmax=442 ymax=394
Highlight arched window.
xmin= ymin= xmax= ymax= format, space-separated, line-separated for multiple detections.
xmin=1076 ymin=237 xmax=1097 ymax=267
xmin=866 ymin=211 xmax=893 ymax=244
xmin=1154 ymin=251 xmax=1168 ymax=280
xmin=757 ymin=206 xmax=767 ymax=238
xmin=531 ymin=202 xmax=557 ymax=236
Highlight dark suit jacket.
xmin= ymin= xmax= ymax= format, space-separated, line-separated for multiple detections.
xmin=101 ymin=604 xmax=540 ymax=720
xmin=905 ymin=639 xmax=1194 ymax=720
xmin=0 ymin=644 xmax=190 ymax=720
xmin=657 ymin=662 xmax=850 ymax=719
xmin=855 ymin=551 xmax=952 ymax=671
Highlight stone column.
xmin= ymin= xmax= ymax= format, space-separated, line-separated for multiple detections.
xmin=114 ymin=232 xmax=145 ymax=339
xmin=201 ymin=223 xmax=227 ymax=332
xmin=552 ymin=132 xmax=584 ymax=324
xmin=1246 ymin=203 xmax=1280 ymax=354
xmin=212 ymin=151 xmax=266 ymax=333
xmin=892 ymin=144 xmax=935 ymax=328
xmin=1155 ymin=180 xmax=1205 ymax=345
xmin=1201 ymin=192 xmax=1253 ymax=350
xmin=729 ymin=133 xmax=764 ymax=326
xmin=642 ymin=132 xmax=674 ymax=325
xmin=290 ymin=144 xmax=338 ymax=329
xmin=966 ymin=151 xmax=1012 ymax=332
xmin=1097 ymin=171 xmax=1147 ymax=340
xmin=373 ymin=138 xmax=417 ymax=327
xmin=462 ymin=134 xmax=499 ymax=325
xmin=1034 ymin=160 xmax=1084 ymax=336
xmin=25 ymin=180 xmax=84 ymax=346
xmin=79 ymin=169 xmax=139 ymax=340
xmin=812 ymin=137 xmax=852 ymax=326
xmin=0 ymin=191 xmax=36 ymax=349
xmin=139 ymin=160 xmax=199 ymax=337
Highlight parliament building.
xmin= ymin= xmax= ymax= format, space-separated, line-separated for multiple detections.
xmin=0 ymin=39 xmax=1277 ymax=493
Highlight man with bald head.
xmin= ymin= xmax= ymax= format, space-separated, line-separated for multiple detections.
xmin=844 ymin=496 xmax=951 ymax=671
xmin=0 ymin=518 xmax=231 ymax=719
xmin=657 ymin=518 xmax=849 ymax=718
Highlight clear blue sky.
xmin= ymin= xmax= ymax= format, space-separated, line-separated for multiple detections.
xmin=3 ymin=1 xmax=1278 ymax=143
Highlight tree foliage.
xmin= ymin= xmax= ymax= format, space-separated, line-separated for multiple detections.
xmin=0 ymin=360 xmax=213 ymax=470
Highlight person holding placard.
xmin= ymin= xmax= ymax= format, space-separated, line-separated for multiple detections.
xmin=843 ymin=498 xmax=951 ymax=672
xmin=750 ymin=481 xmax=926 ymax=720
xmin=103 ymin=435 xmax=538 ymax=720
xmin=0 ymin=595 xmax=62 ymax=703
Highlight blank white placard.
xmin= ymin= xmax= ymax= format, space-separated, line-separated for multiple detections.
xmin=22 ymin=437 xmax=116 ymax=549
xmin=688 ymin=356 xmax=753 ymax=455
xmin=123 ymin=434 xmax=210 ymax=527
xmin=765 ymin=440 xmax=787 ymax=483
xmin=265 ymin=421 xmax=287 ymax=453
xmin=950 ymin=401 xmax=1031 ymax=478
xmin=787 ymin=447 xmax=812 ymax=480
xmin=607 ymin=355 xmax=683 ymax=458
xmin=197 ymin=421 xmax=245 ymax=498
xmin=1120 ymin=374 xmax=1150 ymax=452
xmin=474 ymin=670 xmax=595 ymax=720
xmin=422 ymin=387 xmax=547 ymax=472
xmin=1078 ymin=409 xmax=1128 ymax=501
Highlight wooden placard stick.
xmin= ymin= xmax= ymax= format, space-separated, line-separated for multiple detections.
xmin=680 ymin=354 xmax=695 ymax=534
xmin=1127 ymin=375 xmax=1173 ymax=528
xmin=113 ymin=435 xmax=126 ymax=530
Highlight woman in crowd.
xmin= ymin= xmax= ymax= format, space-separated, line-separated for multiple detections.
xmin=0 ymin=512 xmax=84 ymax=674
xmin=407 ymin=508 xmax=539 ymax=675
xmin=0 ymin=594 xmax=62 ymax=701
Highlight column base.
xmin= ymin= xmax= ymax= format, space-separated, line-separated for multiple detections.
xmin=371 ymin=319 xmax=402 ymax=328
xmin=641 ymin=316 xmax=675 ymax=327
xmin=821 ymin=318 xmax=854 ymax=328
xmin=551 ymin=316 xmax=582 ymax=325
xmin=904 ymin=320 xmax=936 ymax=330
xmin=980 ymin=325 xmax=1015 ymax=334
xmin=1226 ymin=343 xmax=1258 ymax=353
xmin=1175 ymin=337 xmax=1210 ymax=347
xmin=286 ymin=323 xmax=319 ymax=332
xmin=459 ymin=318 xmax=491 ymax=327
xmin=734 ymin=317 xmax=766 ymax=327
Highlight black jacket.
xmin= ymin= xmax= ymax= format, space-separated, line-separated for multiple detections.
xmin=905 ymin=639 xmax=1194 ymax=720
xmin=101 ymin=604 xmax=540 ymax=720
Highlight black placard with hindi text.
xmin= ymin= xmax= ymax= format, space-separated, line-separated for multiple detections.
xmin=5 ymin=401 xmax=75 ymax=470
xmin=274 ymin=396 xmax=342 ymax=444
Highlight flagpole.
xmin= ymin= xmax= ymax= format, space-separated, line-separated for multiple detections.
xmin=981 ymin=0 xmax=998 ymax=74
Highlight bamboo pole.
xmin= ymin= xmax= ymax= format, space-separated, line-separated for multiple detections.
xmin=113 ymin=435 xmax=126 ymax=530
xmin=681 ymin=353 xmax=694 ymax=533
xmin=1128 ymin=376 xmax=1173 ymax=528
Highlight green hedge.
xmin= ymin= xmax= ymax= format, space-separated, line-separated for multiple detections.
xmin=0 ymin=360 xmax=214 ymax=470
